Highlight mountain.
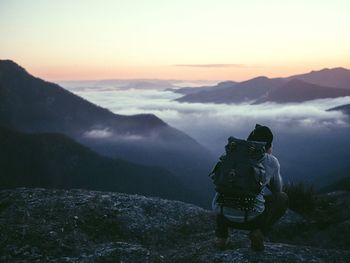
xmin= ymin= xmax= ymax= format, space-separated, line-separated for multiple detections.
xmin=116 ymin=80 xmax=176 ymax=90
xmin=1 ymin=188 xmax=349 ymax=262
xmin=315 ymin=166 xmax=350 ymax=191
xmin=287 ymin=67 xmax=350 ymax=89
xmin=176 ymin=77 xmax=285 ymax=104
xmin=169 ymin=81 xmax=237 ymax=95
xmin=175 ymin=67 xmax=350 ymax=105
xmin=256 ymin=79 xmax=350 ymax=103
xmin=0 ymin=126 xmax=201 ymax=203
xmin=320 ymin=176 xmax=350 ymax=192
xmin=58 ymin=79 xmax=176 ymax=90
xmin=327 ymin=103 xmax=350 ymax=116
xmin=0 ymin=60 xmax=215 ymax=205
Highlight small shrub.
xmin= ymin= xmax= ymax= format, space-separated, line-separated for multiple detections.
xmin=283 ymin=182 xmax=317 ymax=215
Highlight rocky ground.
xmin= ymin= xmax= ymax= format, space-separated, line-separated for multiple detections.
xmin=0 ymin=188 xmax=349 ymax=262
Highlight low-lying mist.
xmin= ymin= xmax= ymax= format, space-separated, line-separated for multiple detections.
xmin=61 ymin=82 xmax=350 ymax=186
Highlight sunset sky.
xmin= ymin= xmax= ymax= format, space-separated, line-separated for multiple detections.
xmin=1 ymin=0 xmax=349 ymax=81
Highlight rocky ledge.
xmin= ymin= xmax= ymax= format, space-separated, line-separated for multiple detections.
xmin=0 ymin=188 xmax=349 ymax=262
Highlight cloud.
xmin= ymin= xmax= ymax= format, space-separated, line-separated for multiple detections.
xmin=69 ymin=84 xmax=350 ymax=156
xmin=173 ymin=64 xmax=247 ymax=68
xmin=83 ymin=128 xmax=147 ymax=142
xmin=67 ymin=84 xmax=350 ymax=183
xmin=84 ymin=128 xmax=113 ymax=139
xmin=116 ymin=134 xmax=145 ymax=141
xmin=71 ymin=86 xmax=350 ymax=130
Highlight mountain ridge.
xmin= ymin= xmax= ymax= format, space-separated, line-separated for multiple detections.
xmin=327 ymin=103 xmax=350 ymax=116
xmin=0 ymin=59 xmax=167 ymax=133
xmin=256 ymin=79 xmax=350 ymax=103
xmin=175 ymin=67 xmax=350 ymax=104
xmin=176 ymin=76 xmax=285 ymax=104
xmin=0 ymin=126 xmax=202 ymax=204
xmin=0 ymin=59 xmax=215 ymax=207
xmin=287 ymin=67 xmax=350 ymax=89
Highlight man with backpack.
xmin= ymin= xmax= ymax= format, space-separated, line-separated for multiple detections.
xmin=210 ymin=124 xmax=288 ymax=251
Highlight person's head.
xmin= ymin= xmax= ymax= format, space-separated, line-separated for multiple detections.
xmin=247 ymin=124 xmax=274 ymax=153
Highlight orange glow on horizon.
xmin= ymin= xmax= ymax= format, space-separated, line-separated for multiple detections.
xmin=2 ymin=1 xmax=349 ymax=82
xmin=23 ymin=61 xmax=350 ymax=82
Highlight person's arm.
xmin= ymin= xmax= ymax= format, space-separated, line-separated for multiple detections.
xmin=267 ymin=158 xmax=283 ymax=193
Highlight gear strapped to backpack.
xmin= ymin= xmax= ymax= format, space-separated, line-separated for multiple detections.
xmin=209 ymin=137 xmax=267 ymax=218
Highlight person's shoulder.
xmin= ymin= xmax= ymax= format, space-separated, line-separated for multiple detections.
xmin=263 ymin=153 xmax=280 ymax=168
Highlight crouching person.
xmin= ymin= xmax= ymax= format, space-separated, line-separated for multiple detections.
xmin=210 ymin=124 xmax=288 ymax=251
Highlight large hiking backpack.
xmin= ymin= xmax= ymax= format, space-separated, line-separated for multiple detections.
xmin=209 ymin=136 xmax=267 ymax=212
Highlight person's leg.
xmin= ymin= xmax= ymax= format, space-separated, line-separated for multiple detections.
xmin=215 ymin=213 xmax=229 ymax=249
xmin=214 ymin=192 xmax=288 ymax=251
xmin=258 ymin=192 xmax=289 ymax=235
xmin=248 ymin=229 xmax=265 ymax=251
xmin=215 ymin=212 xmax=252 ymax=250
xmin=246 ymin=192 xmax=289 ymax=251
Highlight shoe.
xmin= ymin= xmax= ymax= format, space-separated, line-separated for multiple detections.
xmin=248 ymin=229 xmax=265 ymax=251
xmin=215 ymin=238 xmax=228 ymax=250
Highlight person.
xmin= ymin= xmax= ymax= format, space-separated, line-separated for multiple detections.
xmin=212 ymin=124 xmax=288 ymax=251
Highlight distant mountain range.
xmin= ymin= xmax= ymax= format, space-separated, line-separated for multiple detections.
xmin=167 ymin=81 xmax=237 ymax=95
xmin=0 ymin=127 xmax=200 ymax=203
xmin=256 ymin=79 xmax=350 ymax=104
xmin=320 ymin=176 xmax=350 ymax=192
xmin=58 ymin=79 xmax=177 ymax=91
xmin=316 ymin=165 xmax=350 ymax=192
xmin=177 ymin=77 xmax=284 ymax=103
xmin=0 ymin=60 xmax=215 ymax=206
xmin=286 ymin=67 xmax=350 ymax=90
xmin=175 ymin=67 xmax=350 ymax=104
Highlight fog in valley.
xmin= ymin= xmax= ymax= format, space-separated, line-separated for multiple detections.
xmin=59 ymin=81 xmax=350 ymax=187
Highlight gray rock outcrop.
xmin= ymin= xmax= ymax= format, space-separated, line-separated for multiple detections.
xmin=0 ymin=188 xmax=349 ymax=262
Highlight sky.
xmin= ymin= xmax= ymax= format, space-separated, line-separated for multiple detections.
xmin=1 ymin=0 xmax=350 ymax=80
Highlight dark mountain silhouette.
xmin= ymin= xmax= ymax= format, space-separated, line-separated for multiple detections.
xmin=320 ymin=176 xmax=350 ymax=192
xmin=175 ymin=67 xmax=350 ymax=104
xmin=256 ymin=79 xmax=350 ymax=103
xmin=315 ymin=166 xmax=350 ymax=191
xmin=0 ymin=60 xmax=171 ymax=135
xmin=327 ymin=103 xmax=350 ymax=116
xmin=287 ymin=67 xmax=350 ymax=89
xmin=176 ymin=77 xmax=285 ymax=103
xmin=0 ymin=60 xmax=215 ymax=206
xmin=0 ymin=126 xmax=202 ymax=204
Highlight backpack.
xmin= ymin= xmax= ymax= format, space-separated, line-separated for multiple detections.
xmin=209 ymin=136 xmax=267 ymax=212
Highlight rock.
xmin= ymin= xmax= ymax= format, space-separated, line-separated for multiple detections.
xmin=0 ymin=188 xmax=349 ymax=262
xmin=209 ymin=243 xmax=349 ymax=263
xmin=276 ymin=209 xmax=307 ymax=225
xmin=268 ymin=191 xmax=350 ymax=250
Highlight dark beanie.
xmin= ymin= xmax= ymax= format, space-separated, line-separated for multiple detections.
xmin=247 ymin=124 xmax=273 ymax=150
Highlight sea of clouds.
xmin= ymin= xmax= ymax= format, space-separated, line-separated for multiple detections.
xmin=59 ymin=81 xmax=350 ymax=184
xmin=60 ymin=83 xmax=349 ymax=152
